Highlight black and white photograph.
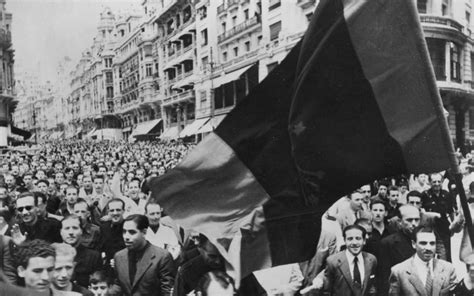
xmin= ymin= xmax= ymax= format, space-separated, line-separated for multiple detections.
xmin=0 ymin=0 xmax=474 ymax=295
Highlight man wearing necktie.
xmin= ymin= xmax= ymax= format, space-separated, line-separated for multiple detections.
xmin=388 ymin=226 xmax=457 ymax=295
xmin=312 ymin=224 xmax=377 ymax=295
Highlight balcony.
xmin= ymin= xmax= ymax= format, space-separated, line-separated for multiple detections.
xmin=228 ymin=0 xmax=239 ymax=9
xmin=218 ymin=16 xmax=260 ymax=43
xmin=163 ymin=89 xmax=195 ymax=106
xmin=0 ymin=30 xmax=12 ymax=48
xmin=297 ymin=0 xmax=316 ymax=9
xmin=217 ymin=4 xmax=225 ymax=15
xmin=419 ymin=15 xmax=465 ymax=41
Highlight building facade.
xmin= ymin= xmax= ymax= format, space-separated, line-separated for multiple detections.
xmin=23 ymin=0 xmax=474 ymax=149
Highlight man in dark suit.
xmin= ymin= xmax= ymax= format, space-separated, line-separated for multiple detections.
xmin=113 ymin=214 xmax=176 ymax=296
xmin=388 ymin=226 xmax=457 ymax=295
xmin=302 ymin=224 xmax=377 ymax=295
xmin=378 ymin=205 xmax=420 ymax=296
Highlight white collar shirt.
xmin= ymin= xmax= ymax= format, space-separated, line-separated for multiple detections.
xmin=345 ymin=250 xmax=365 ymax=284
xmin=413 ymin=255 xmax=434 ymax=286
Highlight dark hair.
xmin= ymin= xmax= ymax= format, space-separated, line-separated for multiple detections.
xmin=412 ymin=226 xmax=435 ymax=242
xmin=16 ymin=239 xmax=55 ymax=268
xmin=36 ymin=179 xmax=49 ymax=187
xmin=378 ymin=180 xmax=390 ymax=188
xmin=61 ymin=214 xmax=84 ymax=231
xmin=195 ymin=271 xmax=235 ymax=296
xmin=89 ymin=270 xmax=112 ymax=285
xmin=107 ymin=198 xmax=125 ymax=210
xmin=407 ymin=190 xmax=422 ymax=199
xmin=370 ymin=199 xmax=386 ymax=210
xmin=342 ymin=224 xmax=367 ymax=239
xmin=33 ymin=191 xmax=48 ymax=205
xmin=124 ymin=214 xmax=149 ymax=231
xmin=388 ymin=185 xmax=399 ymax=193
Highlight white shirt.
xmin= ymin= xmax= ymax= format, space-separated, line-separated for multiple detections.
xmin=145 ymin=224 xmax=179 ymax=249
xmin=413 ymin=255 xmax=433 ymax=286
xmin=345 ymin=250 xmax=365 ymax=284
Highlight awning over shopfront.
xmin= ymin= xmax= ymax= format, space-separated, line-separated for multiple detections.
xmin=198 ymin=114 xmax=227 ymax=134
xmin=160 ymin=126 xmax=179 ymax=140
xmin=50 ymin=131 xmax=64 ymax=140
xmin=179 ymin=117 xmax=210 ymax=138
xmin=85 ymin=128 xmax=96 ymax=139
xmin=131 ymin=119 xmax=162 ymax=138
xmin=212 ymin=65 xmax=253 ymax=88
xmin=11 ymin=126 xmax=32 ymax=139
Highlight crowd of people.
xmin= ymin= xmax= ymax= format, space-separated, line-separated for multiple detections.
xmin=0 ymin=140 xmax=474 ymax=295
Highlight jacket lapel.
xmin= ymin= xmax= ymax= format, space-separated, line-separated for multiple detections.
xmin=132 ymin=246 xmax=155 ymax=289
xmin=118 ymin=252 xmax=131 ymax=290
xmin=337 ymin=253 xmax=359 ymax=296
xmin=432 ymin=259 xmax=445 ymax=296
xmin=407 ymin=258 xmax=427 ymax=296
xmin=362 ymin=252 xmax=373 ymax=295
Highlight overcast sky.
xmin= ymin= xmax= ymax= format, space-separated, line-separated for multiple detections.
xmin=8 ymin=0 xmax=139 ymax=83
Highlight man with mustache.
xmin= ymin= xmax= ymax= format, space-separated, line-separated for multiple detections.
xmin=388 ymin=226 xmax=457 ymax=295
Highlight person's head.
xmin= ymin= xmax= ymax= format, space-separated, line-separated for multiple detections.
xmin=65 ymin=168 xmax=74 ymax=180
xmin=135 ymin=169 xmax=145 ymax=181
xmin=88 ymin=271 xmax=110 ymax=296
xmin=93 ymin=176 xmax=104 ymax=194
xmin=355 ymin=218 xmax=372 ymax=239
xmin=60 ymin=214 xmax=83 ymax=246
xmin=377 ymin=182 xmax=389 ymax=197
xmin=82 ymin=175 xmax=93 ymax=191
xmin=73 ymin=199 xmax=91 ymax=223
xmin=197 ymin=234 xmax=224 ymax=269
xmin=97 ymin=166 xmax=107 ymax=177
xmin=359 ymin=185 xmax=371 ymax=201
xmin=398 ymin=181 xmax=408 ymax=194
xmin=36 ymin=179 xmax=49 ymax=194
xmin=412 ymin=226 xmax=436 ymax=262
xmin=399 ymin=205 xmax=421 ymax=234
xmin=51 ymin=243 xmax=76 ymax=290
xmin=23 ymin=173 xmax=33 ymax=186
xmin=126 ymin=172 xmax=134 ymax=182
xmin=107 ymin=199 xmax=125 ymax=224
xmin=370 ymin=200 xmax=387 ymax=224
xmin=387 ymin=186 xmax=400 ymax=204
xmin=407 ymin=191 xmax=423 ymax=209
xmin=16 ymin=192 xmax=38 ymax=225
xmin=196 ymin=271 xmax=235 ymax=296
xmin=349 ymin=191 xmax=364 ymax=212
xmin=65 ymin=186 xmax=78 ymax=206
xmin=430 ymin=173 xmax=443 ymax=191
xmin=416 ymin=173 xmax=428 ymax=185
xmin=10 ymin=165 xmax=19 ymax=176
xmin=36 ymin=170 xmax=46 ymax=180
xmin=343 ymin=224 xmax=366 ymax=256
xmin=33 ymin=191 xmax=48 ymax=218
xmin=127 ymin=179 xmax=140 ymax=200
xmin=145 ymin=201 xmax=162 ymax=227
xmin=55 ymin=172 xmax=65 ymax=185
xmin=17 ymin=239 xmax=55 ymax=292
xmin=123 ymin=214 xmax=148 ymax=251
xmin=4 ymin=174 xmax=15 ymax=188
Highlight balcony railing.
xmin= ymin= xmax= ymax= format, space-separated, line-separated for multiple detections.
xmin=218 ymin=16 xmax=260 ymax=43
xmin=419 ymin=15 xmax=464 ymax=32
xmin=228 ymin=0 xmax=239 ymax=8
xmin=217 ymin=4 xmax=225 ymax=14
xmin=163 ymin=90 xmax=195 ymax=105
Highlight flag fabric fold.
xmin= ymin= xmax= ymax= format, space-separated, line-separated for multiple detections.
xmin=150 ymin=0 xmax=455 ymax=282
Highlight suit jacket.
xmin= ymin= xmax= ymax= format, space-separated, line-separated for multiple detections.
xmin=323 ymin=251 xmax=377 ymax=296
xmin=388 ymin=256 xmax=457 ymax=296
xmin=114 ymin=243 xmax=176 ymax=296
xmin=378 ymin=231 xmax=415 ymax=296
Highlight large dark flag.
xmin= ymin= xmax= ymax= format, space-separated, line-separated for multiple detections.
xmin=150 ymin=0 xmax=455 ymax=280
